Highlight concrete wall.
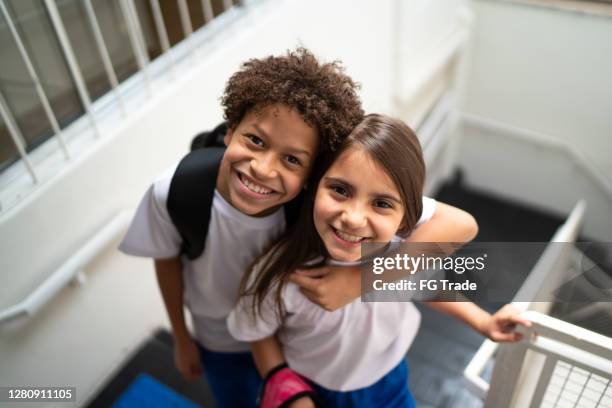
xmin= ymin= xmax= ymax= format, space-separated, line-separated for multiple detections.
xmin=457 ymin=0 xmax=612 ymax=240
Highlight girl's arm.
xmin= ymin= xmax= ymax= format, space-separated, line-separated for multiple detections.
xmin=424 ymin=301 xmax=531 ymax=342
xmin=405 ymin=201 xmax=478 ymax=243
xmin=251 ymin=336 xmax=317 ymax=408
xmin=227 ymin=290 xmax=318 ymax=407
xmin=289 ymin=202 xmax=478 ymax=311
xmin=251 ymin=335 xmax=286 ymax=377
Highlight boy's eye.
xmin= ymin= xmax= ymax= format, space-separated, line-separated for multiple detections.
xmin=286 ymin=155 xmax=301 ymax=166
xmin=374 ymin=200 xmax=393 ymax=209
xmin=246 ymin=134 xmax=264 ymax=147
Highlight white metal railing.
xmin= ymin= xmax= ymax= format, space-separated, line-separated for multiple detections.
xmin=0 ymin=0 xmax=70 ymax=160
xmin=43 ymin=0 xmax=101 ymax=139
xmin=463 ymin=200 xmax=588 ymax=401
xmin=0 ymin=0 xmax=245 ymax=214
xmin=485 ymin=311 xmax=612 ymax=408
xmin=83 ymin=0 xmax=126 ymax=115
xmin=0 ymin=211 xmax=132 ymax=325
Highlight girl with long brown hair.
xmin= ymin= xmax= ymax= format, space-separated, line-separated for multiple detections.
xmin=228 ymin=114 xmax=529 ymax=408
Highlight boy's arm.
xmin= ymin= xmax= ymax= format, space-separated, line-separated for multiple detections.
xmin=405 ymin=201 xmax=478 ymax=243
xmin=155 ymin=257 xmax=203 ymax=381
xmin=425 ymin=301 xmax=531 ymax=342
xmin=290 ymin=202 xmax=478 ymax=311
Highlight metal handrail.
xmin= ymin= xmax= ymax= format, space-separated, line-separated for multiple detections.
xmin=0 ymin=211 xmax=132 ymax=325
xmin=463 ymin=199 xmax=587 ymax=400
xmin=486 ymin=311 xmax=612 ymax=408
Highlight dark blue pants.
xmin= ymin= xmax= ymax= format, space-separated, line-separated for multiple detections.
xmin=197 ymin=344 xmax=261 ymax=408
xmin=308 ymin=360 xmax=416 ymax=408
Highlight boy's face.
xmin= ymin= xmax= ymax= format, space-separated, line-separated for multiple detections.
xmin=217 ymin=104 xmax=319 ymax=217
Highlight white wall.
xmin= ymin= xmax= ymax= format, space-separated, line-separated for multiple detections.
xmin=0 ymin=0 xmax=468 ymax=405
xmin=457 ymin=0 xmax=612 ymax=240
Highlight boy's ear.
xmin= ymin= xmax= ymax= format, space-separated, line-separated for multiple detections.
xmin=224 ymin=127 xmax=234 ymax=147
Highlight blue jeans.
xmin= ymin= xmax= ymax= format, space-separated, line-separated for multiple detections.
xmin=308 ymin=360 xmax=416 ymax=408
xmin=197 ymin=343 xmax=261 ymax=408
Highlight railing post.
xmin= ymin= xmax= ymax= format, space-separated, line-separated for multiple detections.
xmin=44 ymin=0 xmax=100 ymax=138
xmin=0 ymin=0 xmax=70 ymax=158
xmin=83 ymin=0 xmax=126 ymax=115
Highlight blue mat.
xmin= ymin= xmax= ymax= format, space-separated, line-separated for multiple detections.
xmin=112 ymin=374 xmax=200 ymax=408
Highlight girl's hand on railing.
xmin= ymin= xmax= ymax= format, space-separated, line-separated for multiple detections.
xmin=482 ymin=304 xmax=532 ymax=342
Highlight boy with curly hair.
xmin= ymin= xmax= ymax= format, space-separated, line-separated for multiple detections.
xmin=120 ymin=48 xmax=477 ymax=407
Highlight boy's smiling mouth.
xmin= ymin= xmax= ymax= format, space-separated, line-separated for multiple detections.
xmin=235 ymin=170 xmax=278 ymax=197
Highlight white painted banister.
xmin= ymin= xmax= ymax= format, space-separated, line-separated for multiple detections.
xmin=463 ymin=200 xmax=587 ymax=400
xmin=0 ymin=211 xmax=132 ymax=324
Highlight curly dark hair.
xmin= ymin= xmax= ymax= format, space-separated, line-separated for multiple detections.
xmin=221 ymin=48 xmax=364 ymax=152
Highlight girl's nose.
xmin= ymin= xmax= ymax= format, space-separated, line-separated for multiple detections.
xmin=340 ymin=206 xmax=367 ymax=230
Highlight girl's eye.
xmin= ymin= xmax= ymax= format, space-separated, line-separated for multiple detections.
xmin=286 ymin=155 xmax=301 ymax=166
xmin=246 ymin=134 xmax=264 ymax=147
xmin=374 ymin=200 xmax=393 ymax=209
xmin=331 ymin=185 xmax=348 ymax=197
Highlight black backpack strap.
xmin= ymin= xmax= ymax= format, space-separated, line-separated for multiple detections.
xmin=167 ymin=147 xmax=225 ymax=260
xmin=190 ymin=122 xmax=228 ymax=151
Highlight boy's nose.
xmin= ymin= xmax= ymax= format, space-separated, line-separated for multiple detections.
xmin=250 ymin=157 xmax=278 ymax=179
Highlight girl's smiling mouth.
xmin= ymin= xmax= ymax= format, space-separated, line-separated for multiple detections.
xmin=331 ymin=226 xmax=370 ymax=247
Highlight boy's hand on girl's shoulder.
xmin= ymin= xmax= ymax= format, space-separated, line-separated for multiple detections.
xmin=174 ymin=335 xmax=203 ymax=381
xmin=289 ymin=265 xmax=361 ymax=311
xmin=482 ymin=304 xmax=532 ymax=342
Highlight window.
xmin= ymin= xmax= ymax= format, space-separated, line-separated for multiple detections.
xmin=0 ymin=0 xmax=240 ymax=194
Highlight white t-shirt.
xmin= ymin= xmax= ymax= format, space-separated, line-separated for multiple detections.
xmin=119 ymin=165 xmax=285 ymax=352
xmin=120 ymin=164 xmax=436 ymax=354
xmin=227 ymin=242 xmax=433 ymax=391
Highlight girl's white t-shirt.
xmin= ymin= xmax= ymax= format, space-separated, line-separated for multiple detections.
xmin=227 ymin=218 xmax=435 ymax=391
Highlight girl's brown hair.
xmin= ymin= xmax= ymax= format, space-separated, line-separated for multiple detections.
xmin=239 ymin=114 xmax=425 ymax=321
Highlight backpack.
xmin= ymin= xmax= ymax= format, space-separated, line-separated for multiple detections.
xmin=167 ymin=122 xmax=303 ymax=260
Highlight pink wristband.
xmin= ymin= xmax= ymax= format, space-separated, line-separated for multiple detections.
xmin=260 ymin=364 xmax=320 ymax=408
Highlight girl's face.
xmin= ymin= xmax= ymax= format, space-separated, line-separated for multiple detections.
xmin=313 ymin=147 xmax=405 ymax=262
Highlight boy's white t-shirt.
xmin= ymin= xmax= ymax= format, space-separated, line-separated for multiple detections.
xmin=120 ymin=164 xmax=436 ymax=354
xmin=120 ymin=165 xmax=286 ymax=352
